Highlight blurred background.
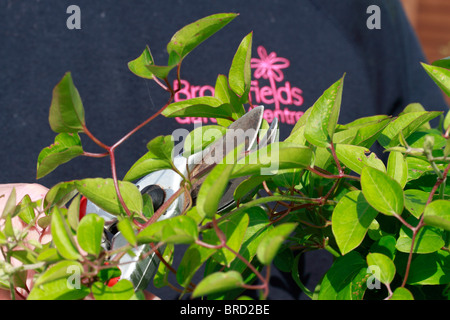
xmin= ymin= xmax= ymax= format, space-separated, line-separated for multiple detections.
xmin=401 ymin=0 xmax=450 ymax=104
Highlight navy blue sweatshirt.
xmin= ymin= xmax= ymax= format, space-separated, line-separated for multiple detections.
xmin=0 ymin=0 xmax=448 ymax=299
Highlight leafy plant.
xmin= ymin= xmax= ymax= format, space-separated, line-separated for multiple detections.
xmin=1 ymin=13 xmax=450 ymax=300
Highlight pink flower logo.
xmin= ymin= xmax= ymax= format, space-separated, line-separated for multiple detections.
xmin=251 ymin=46 xmax=290 ymax=82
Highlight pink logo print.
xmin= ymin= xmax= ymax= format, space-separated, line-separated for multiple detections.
xmin=173 ymin=45 xmax=304 ymax=125
xmin=251 ymin=45 xmax=290 ymax=83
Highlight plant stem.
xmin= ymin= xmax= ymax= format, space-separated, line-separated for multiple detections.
xmin=401 ymin=161 xmax=450 ymax=287
xmin=307 ymin=166 xmax=359 ymax=181
xmin=329 ymin=142 xmax=343 ymax=174
xmin=141 ymin=187 xmax=185 ymax=228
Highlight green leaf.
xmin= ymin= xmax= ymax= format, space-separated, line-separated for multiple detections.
xmin=256 ymin=223 xmax=297 ymax=265
xmin=128 ymin=45 xmax=155 ymax=79
xmin=36 ymin=133 xmax=83 ymax=179
xmin=406 ymin=157 xmax=437 ymax=182
xmin=361 ymin=166 xmax=404 ymax=216
xmin=43 ymin=181 xmax=78 ymax=211
xmin=117 ymin=218 xmax=137 ymax=246
xmin=404 ymin=189 xmax=429 ymax=218
xmin=334 ymin=116 xmax=391 ymax=148
xmin=144 ymin=64 xmax=177 ymax=80
xmin=304 ymin=75 xmax=345 ymax=148
xmin=399 ymin=103 xmax=431 ymax=129
xmin=291 ymin=253 xmax=314 ymax=299
xmin=16 ymin=194 xmax=35 ymax=225
xmin=397 ymin=249 xmax=450 ymax=285
xmin=271 ymin=168 xmax=303 ymax=188
xmin=406 ymin=129 xmax=446 ymax=150
xmin=386 ymin=151 xmax=408 ymax=189
xmin=366 ymin=253 xmax=395 ymax=285
xmin=231 ymin=142 xmax=313 ymax=178
xmin=445 ymin=110 xmax=450 ymax=134
xmin=183 ymin=125 xmax=226 ymax=157
xmin=228 ymin=32 xmax=253 ymax=100
xmin=1 ymin=187 xmax=16 ymax=219
xmin=51 ymin=207 xmax=81 ymax=260
xmin=197 ymin=163 xmax=235 ymax=219
xmin=153 ymin=244 xmax=174 ymax=288
xmin=422 ymin=62 xmax=450 ymax=97
xmin=378 ymin=111 xmax=442 ymax=148
xmin=423 ymin=200 xmax=450 ymax=231
xmin=176 ymin=243 xmax=216 ymax=288
xmin=37 ymin=248 xmax=63 ymax=263
xmin=75 ymin=178 xmax=143 ymax=216
xmin=91 ymin=279 xmax=135 ymax=300
xmin=28 ymin=277 xmax=90 ymax=300
xmin=214 ymin=74 xmax=245 ymax=119
xmin=162 ymin=96 xmax=235 ymax=119
xmin=334 ymin=144 xmax=385 ymax=175
xmin=4 ymin=214 xmax=14 ymax=238
xmin=203 ymin=213 xmax=249 ymax=267
xmin=432 ymin=56 xmax=450 ymax=69
xmin=390 ymin=287 xmax=414 ymax=300
xmin=48 ymin=72 xmax=85 ymax=133
xmin=332 ymin=191 xmax=378 ymax=255
xmin=123 ymin=151 xmax=172 ymax=182
xmin=317 ymin=251 xmax=367 ymax=300
xmin=98 ymin=265 xmax=121 ymax=283
xmin=225 ymin=207 xmax=271 ymax=277
xmin=166 ymin=13 xmax=238 ymax=63
xmin=396 ymin=216 xmax=445 ymax=254
xmin=370 ymin=235 xmax=397 ymax=260
xmin=192 ymin=271 xmax=244 ymax=298
xmin=146 ymin=135 xmax=174 ymax=162
xmin=34 ymin=260 xmax=83 ymax=287
xmin=77 ymin=213 xmax=104 ymax=256
xmin=67 ymin=194 xmax=81 ymax=231
xmin=137 ymin=215 xmax=198 ymax=245
xmin=286 ymin=107 xmax=312 ymax=144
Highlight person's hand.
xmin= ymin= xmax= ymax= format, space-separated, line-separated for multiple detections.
xmin=0 ymin=183 xmax=159 ymax=300
xmin=0 ymin=184 xmax=50 ymax=299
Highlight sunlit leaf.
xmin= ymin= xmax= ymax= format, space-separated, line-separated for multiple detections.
xmin=386 ymin=151 xmax=408 ymax=188
xmin=34 ymin=260 xmax=83 ymax=287
xmin=75 ymin=178 xmax=143 ymax=216
xmin=366 ymin=253 xmax=395 ymax=285
xmin=423 ymin=200 xmax=450 ymax=231
xmin=304 ymin=75 xmax=345 ymax=148
xmin=128 ymin=46 xmax=155 ymax=79
xmin=422 ymin=62 xmax=450 ymax=97
xmin=77 ymin=213 xmax=104 ymax=256
xmin=396 ymin=216 xmax=445 ymax=254
xmin=91 ymin=279 xmax=135 ymax=300
xmin=162 ymin=96 xmax=235 ymax=119
xmin=48 ymin=72 xmax=85 ymax=133
xmin=228 ymin=32 xmax=253 ymax=100
xmin=166 ymin=13 xmax=238 ymax=63
xmin=256 ymin=223 xmax=297 ymax=265
xmin=378 ymin=111 xmax=442 ymax=148
xmin=335 ymin=144 xmax=385 ymax=175
xmin=361 ymin=166 xmax=404 ymax=216
xmin=51 ymin=207 xmax=81 ymax=261
xmin=332 ymin=191 xmax=378 ymax=255
xmin=137 ymin=215 xmax=198 ymax=245
xmin=192 ymin=271 xmax=244 ymax=298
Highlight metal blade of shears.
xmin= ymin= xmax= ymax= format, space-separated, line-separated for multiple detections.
xmin=82 ymin=105 xmax=279 ymax=291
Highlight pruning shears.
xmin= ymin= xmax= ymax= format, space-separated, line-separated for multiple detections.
xmin=79 ymin=105 xmax=279 ymax=291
